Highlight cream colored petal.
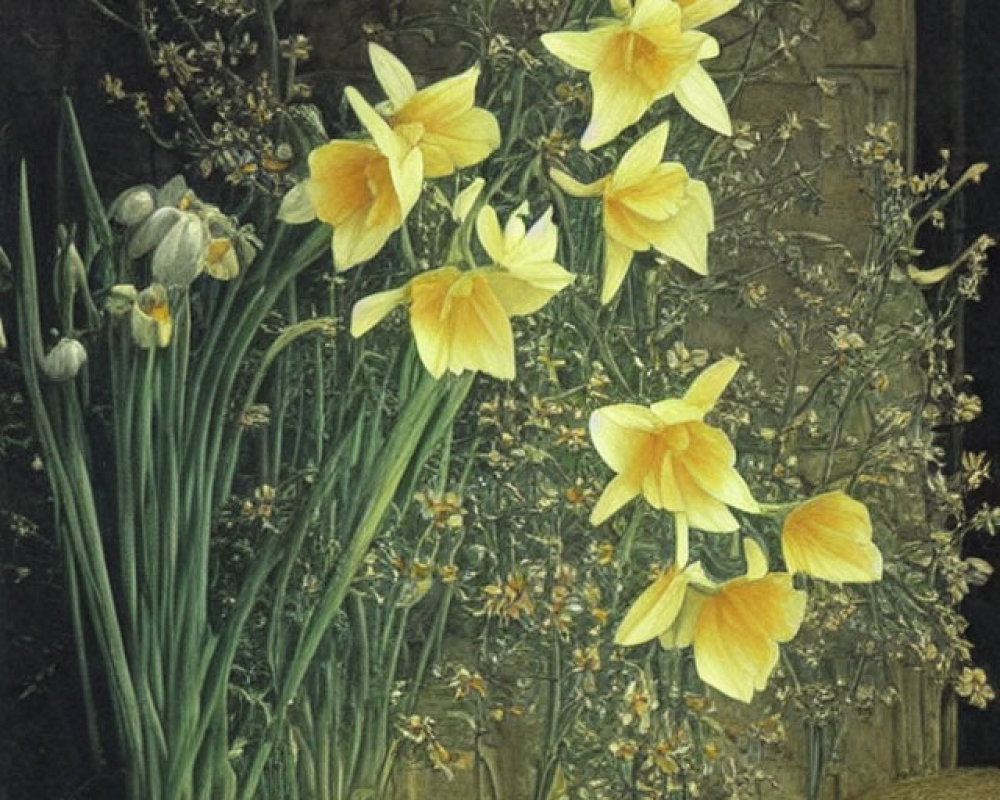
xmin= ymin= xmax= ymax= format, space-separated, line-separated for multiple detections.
xmin=611 ymin=123 xmax=671 ymax=189
xmin=550 ymin=168 xmax=608 ymax=198
xmin=452 ymin=177 xmax=485 ymax=222
xmin=679 ymin=0 xmax=740 ymax=29
xmin=590 ymin=473 xmax=642 ymax=525
xmin=350 ymin=285 xmax=409 ymax=337
xmin=675 ymin=62 xmax=732 ymax=136
xmin=368 ymin=43 xmax=417 ymax=109
xmin=277 ymin=179 xmax=318 ymax=224
xmin=615 ymin=567 xmax=689 ymax=646
xmin=601 ymin=236 xmax=636 ymax=304
xmin=540 ymin=28 xmax=619 ymax=73
xmin=683 ymin=358 xmax=739 ymax=413
xmin=128 ymin=206 xmax=182 ymax=259
xmin=581 ymin=65 xmax=654 ymax=150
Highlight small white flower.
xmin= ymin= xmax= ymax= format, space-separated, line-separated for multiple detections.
xmin=40 ymin=337 xmax=88 ymax=382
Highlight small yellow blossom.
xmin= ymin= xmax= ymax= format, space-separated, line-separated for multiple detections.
xmin=956 ymin=667 xmax=995 ymax=709
xmin=781 ymin=491 xmax=883 ymax=583
xmin=589 ymin=358 xmax=758 ymax=529
xmin=551 ymin=122 xmax=713 ymax=303
xmin=367 ymin=44 xmax=501 ymax=177
xmin=541 ymin=0 xmax=731 ymax=150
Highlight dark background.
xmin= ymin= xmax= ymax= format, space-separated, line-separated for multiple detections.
xmin=1 ymin=0 xmax=1000 ymax=795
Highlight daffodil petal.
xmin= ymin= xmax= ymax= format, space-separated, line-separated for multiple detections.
xmin=350 ymin=285 xmax=409 ymax=337
xmin=590 ymin=403 xmax=662 ymax=475
xmin=631 ymin=0 xmax=682 ymax=28
xmin=659 ymin=585 xmax=707 ymax=649
xmin=673 ymin=461 xmax=740 ymax=532
xmin=452 ymin=177 xmax=485 ymax=222
xmin=550 ymin=169 xmax=607 ymax=198
xmin=611 ymin=122 xmax=671 ymax=189
xmin=485 ymin=264 xmax=574 ymax=316
xmin=445 ymin=275 xmax=516 ymax=379
xmin=277 ymin=180 xmax=318 ymax=224
xmin=368 ymin=43 xmax=417 ymax=109
xmin=675 ymin=63 xmax=732 ymax=136
xmin=345 ymin=86 xmax=405 ymax=158
xmin=476 ymin=205 xmax=506 ymax=265
xmin=590 ymin=473 xmax=641 ymax=525
xmin=683 ymin=424 xmax=759 ymax=513
xmin=649 ymin=192 xmax=712 ymax=275
xmin=582 ymin=64 xmax=653 ymax=150
xmin=601 ymin=237 xmax=635 ymax=304
xmin=541 ymin=28 xmax=618 ymax=72
xmin=683 ymin=358 xmax=739 ymax=412
xmin=743 ymin=538 xmax=770 ymax=580
xmin=677 ymin=0 xmax=740 ymax=29
xmin=649 ymin=398 xmax=704 ymax=425
xmin=615 ymin=567 xmax=689 ymax=646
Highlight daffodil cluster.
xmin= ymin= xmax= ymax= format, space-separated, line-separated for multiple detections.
xmin=595 ymin=359 xmax=884 ymax=702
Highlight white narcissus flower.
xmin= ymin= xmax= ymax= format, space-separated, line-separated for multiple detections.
xmin=40 ymin=337 xmax=88 ymax=382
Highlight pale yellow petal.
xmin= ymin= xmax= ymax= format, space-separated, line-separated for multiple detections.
xmin=368 ymin=43 xmax=416 ymax=110
xmin=743 ymin=538 xmax=769 ymax=580
xmin=417 ymin=107 xmax=501 ymax=177
xmin=611 ymin=122 xmax=671 ymax=190
xmin=409 ymin=268 xmax=460 ymax=378
xmin=484 ymin=263 xmax=574 ymax=316
xmin=678 ymin=0 xmax=740 ymax=29
xmin=277 ymin=179 xmax=317 ymax=224
xmin=601 ymin=236 xmax=636 ymax=304
xmin=615 ymin=567 xmax=689 ymax=646
xmin=631 ymin=0 xmax=682 ymax=29
xmin=444 ymin=274 xmax=516 ymax=379
xmin=345 ymin=86 xmax=404 ymax=158
xmin=675 ymin=62 xmax=732 ymax=136
xmin=550 ymin=168 xmax=608 ymax=198
xmin=541 ymin=28 xmax=619 ymax=73
xmin=648 ymin=187 xmax=713 ymax=275
xmin=452 ymin=177 xmax=485 ymax=222
xmin=682 ymin=423 xmax=759 ymax=512
xmin=475 ymin=205 xmax=506 ymax=265
xmin=590 ymin=473 xmax=641 ymax=525
xmin=692 ymin=593 xmax=768 ymax=702
xmin=590 ymin=404 xmax=661 ymax=473
xmin=648 ymin=398 xmax=704 ymax=425
xmin=350 ymin=285 xmax=409 ymax=337
xmin=683 ymin=358 xmax=739 ymax=413
xmin=659 ymin=584 xmax=708 ymax=649
xmin=673 ymin=461 xmax=740 ymax=532
xmin=389 ymin=144 xmax=424 ymax=219
xmin=397 ymin=66 xmax=478 ymax=125
xmin=615 ymin=164 xmax=689 ymax=220
xmin=582 ymin=64 xmax=653 ymax=150
xmin=307 ymin=140 xmax=380 ymax=227
xmin=781 ymin=491 xmax=883 ymax=582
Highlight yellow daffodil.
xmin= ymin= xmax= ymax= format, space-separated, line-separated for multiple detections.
xmin=279 ymin=87 xmax=423 ymax=271
xmin=589 ymin=358 xmax=757 ymax=528
xmin=674 ymin=0 xmax=740 ymax=29
xmin=781 ymin=491 xmax=883 ymax=583
xmin=541 ymin=0 xmax=731 ymax=150
xmin=130 ymin=283 xmax=173 ymax=349
xmin=367 ymin=43 xmax=501 ymax=178
xmin=655 ymin=539 xmax=806 ymax=703
xmin=351 ymin=206 xmax=573 ymax=379
xmin=615 ymin=564 xmax=693 ymax=646
xmin=550 ymin=122 xmax=713 ymax=304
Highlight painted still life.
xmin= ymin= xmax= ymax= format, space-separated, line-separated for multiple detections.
xmin=1 ymin=1 xmax=999 ymax=798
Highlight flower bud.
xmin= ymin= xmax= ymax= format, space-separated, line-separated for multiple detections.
xmin=128 ymin=206 xmax=184 ymax=259
xmin=108 ymin=184 xmax=157 ymax=227
xmin=130 ymin=284 xmax=172 ymax=349
xmin=151 ymin=213 xmax=207 ymax=286
xmin=105 ymin=283 xmax=139 ymax=317
xmin=40 ymin=337 xmax=88 ymax=381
